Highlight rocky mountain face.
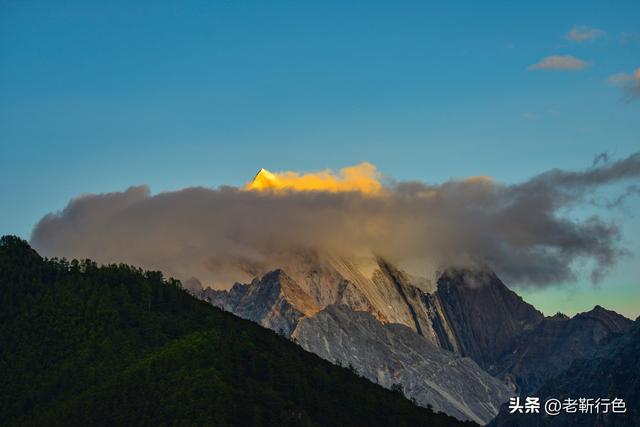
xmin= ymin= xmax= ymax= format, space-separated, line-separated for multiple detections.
xmin=293 ymin=304 xmax=512 ymax=425
xmin=199 ymin=256 xmax=515 ymax=424
xmin=490 ymin=306 xmax=633 ymax=395
xmin=201 ymin=269 xmax=319 ymax=336
xmin=491 ymin=319 xmax=640 ymax=427
xmin=198 ymin=254 xmax=633 ymax=424
xmin=432 ymin=269 xmax=544 ymax=369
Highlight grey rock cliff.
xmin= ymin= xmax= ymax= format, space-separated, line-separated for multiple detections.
xmin=204 ymin=260 xmax=516 ymax=424
xmin=198 ymin=256 xmax=632 ymax=425
xmin=292 ymin=304 xmax=512 ymax=425
xmin=199 ymin=269 xmax=318 ymax=336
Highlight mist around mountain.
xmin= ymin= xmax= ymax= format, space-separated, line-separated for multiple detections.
xmin=202 ymin=252 xmax=636 ymax=425
xmin=0 ymin=236 xmax=469 ymax=427
xmin=2 ymin=233 xmax=635 ymax=426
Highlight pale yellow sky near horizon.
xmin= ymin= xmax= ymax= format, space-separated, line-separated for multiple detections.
xmin=519 ymin=283 xmax=640 ymax=320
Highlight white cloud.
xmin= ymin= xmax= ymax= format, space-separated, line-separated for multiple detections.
xmin=528 ymin=55 xmax=589 ymax=71
xmin=566 ymin=25 xmax=605 ymax=42
xmin=607 ymin=68 xmax=640 ymax=100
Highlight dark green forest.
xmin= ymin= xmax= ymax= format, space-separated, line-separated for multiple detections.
xmin=0 ymin=235 xmax=470 ymax=427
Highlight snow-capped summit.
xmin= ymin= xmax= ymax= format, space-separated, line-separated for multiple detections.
xmin=246 ymin=168 xmax=278 ymax=191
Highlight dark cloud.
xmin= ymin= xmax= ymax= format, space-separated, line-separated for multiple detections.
xmin=31 ymin=153 xmax=640 ymax=289
xmin=592 ymin=152 xmax=609 ymax=167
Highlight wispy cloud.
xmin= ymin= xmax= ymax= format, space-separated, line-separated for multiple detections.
xmin=528 ymin=55 xmax=589 ymax=71
xmin=607 ymin=68 xmax=640 ymax=101
xmin=620 ymin=32 xmax=640 ymax=45
xmin=566 ymin=25 xmax=605 ymax=42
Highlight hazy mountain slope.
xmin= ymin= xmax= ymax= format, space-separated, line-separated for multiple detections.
xmin=205 ymin=256 xmax=547 ymax=368
xmin=0 ymin=236 xmax=469 ymax=427
xmin=492 ymin=319 xmax=640 ymax=427
xmin=491 ymin=306 xmax=633 ymax=394
xmin=292 ymin=304 xmax=512 ymax=425
xmin=433 ymin=269 xmax=545 ymax=370
xmin=208 ymin=261 xmax=515 ymax=424
xmin=203 ymin=269 xmax=319 ymax=336
xmin=205 ymin=254 xmax=634 ymax=425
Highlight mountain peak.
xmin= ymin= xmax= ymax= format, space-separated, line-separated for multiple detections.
xmin=550 ymin=312 xmax=569 ymax=320
xmin=579 ymin=304 xmax=618 ymax=317
xmin=256 ymin=167 xmax=273 ymax=177
xmin=247 ymin=168 xmax=278 ymax=191
xmin=573 ymin=305 xmax=633 ymax=332
xmin=259 ymin=269 xmax=320 ymax=317
xmin=262 ymin=268 xmax=290 ymax=283
xmin=435 ymin=267 xmax=544 ymax=368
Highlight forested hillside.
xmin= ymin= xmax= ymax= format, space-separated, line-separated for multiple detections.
xmin=0 ymin=235 xmax=469 ymax=427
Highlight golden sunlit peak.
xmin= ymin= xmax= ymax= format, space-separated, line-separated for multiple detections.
xmin=245 ymin=162 xmax=383 ymax=194
xmin=250 ymin=168 xmax=279 ymax=190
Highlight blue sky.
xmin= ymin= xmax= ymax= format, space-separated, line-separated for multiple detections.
xmin=1 ymin=1 xmax=639 ymax=316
